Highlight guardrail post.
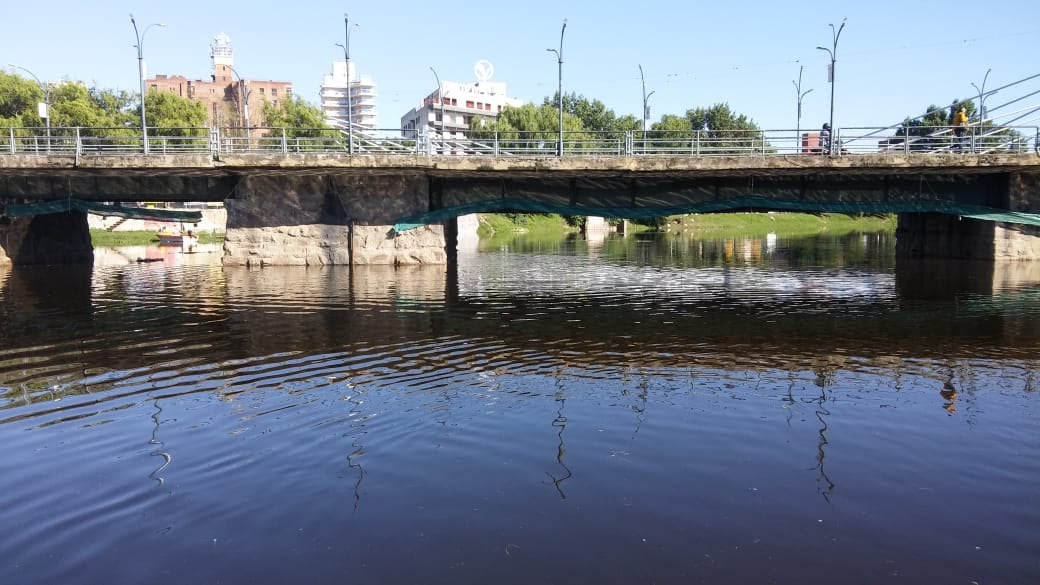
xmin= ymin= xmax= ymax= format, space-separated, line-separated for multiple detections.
xmin=75 ymin=127 xmax=82 ymax=156
xmin=8 ymin=128 xmax=13 ymax=154
xmin=280 ymin=128 xmax=288 ymax=154
xmin=494 ymin=132 xmax=499 ymax=157
xmin=625 ymin=131 xmax=633 ymax=156
xmin=696 ymin=130 xmax=701 ymax=156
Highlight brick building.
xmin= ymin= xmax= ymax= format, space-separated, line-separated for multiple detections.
xmin=146 ymin=34 xmax=292 ymax=132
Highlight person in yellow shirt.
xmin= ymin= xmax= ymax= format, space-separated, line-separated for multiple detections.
xmin=952 ymin=106 xmax=969 ymax=151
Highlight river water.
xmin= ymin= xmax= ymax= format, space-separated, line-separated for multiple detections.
xmin=1 ymin=229 xmax=1038 ymax=584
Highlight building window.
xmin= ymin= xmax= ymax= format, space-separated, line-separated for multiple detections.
xmin=272 ymin=88 xmax=278 ymax=97
xmin=259 ymin=87 xmax=265 ymax=94
xmin=466 ymin=100 xmax=475 ymax=109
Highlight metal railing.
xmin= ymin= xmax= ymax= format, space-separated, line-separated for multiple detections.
xmin=2 ymin=125 xmax=1037 ymax=158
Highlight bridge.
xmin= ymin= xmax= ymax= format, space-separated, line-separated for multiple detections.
xmin=1 ymin=126 xmax=1040 ymax=266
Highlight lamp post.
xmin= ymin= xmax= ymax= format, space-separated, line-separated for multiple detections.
xmin=816 ymin=18 xmax=846 ymax=155
xmin=429 ymin=67 xmax=445 ymax=140
xmin=8 ymin=64 xmax=51 ymax=149
xmin=130 ymin=14 xmax=165 ymax=154
xmin=546 ymin=19 xmax=567 ymax=157
xmin=639 ymin=64 xmax=655 ymax=152
xmin=971 ymin=68 xmax=992 ymax=153
xmin=226 ymin=65 xmax=251 ymax=146
xmin=792 ymin=65 xmax=813 ymax=154
xmin=335 ymin=13 xmax=358 ymax=154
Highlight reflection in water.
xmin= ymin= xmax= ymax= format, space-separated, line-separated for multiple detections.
xmin=148 ymin=400 xmax=172 ymax=487
xmin=0 ymin=232 xmax=1038 ymax=584
xmin=545 ymin=367 xmax=572 ymax=500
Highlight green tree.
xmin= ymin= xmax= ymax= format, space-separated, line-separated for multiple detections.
xmin=649 ymin=103 xmax=764 ymax=154
xmin=262 ymin=96 xmax=329 ymax=136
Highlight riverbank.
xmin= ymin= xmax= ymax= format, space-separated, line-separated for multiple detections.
xmin=90 ymin=230 xmax=225 ymax=247
xmin=477 ymin=212 xmax=896 ymax=238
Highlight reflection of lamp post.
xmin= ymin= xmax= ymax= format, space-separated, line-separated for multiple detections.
xmin=226 ymin=65 xmax=251 ymax=144
xmin=335 ymin=13 xmax=359 ymax=154
xmin=429 ymin=67 xmax=445 ymax=138
xmin=639 ymin=64 xmax=655 ymax=151
xmin=546 ymin=19 xmax=567 ymax=157
xmin=816 ymin=18 xmax=846 ymax=155
xmin=7 ymin=64 xmax=51 ymax=149
xmin=130 ymin=14 xmax=165 ymax=155
xmin=792 ymin=65 xmax=813 ymax=154
xmin=971 ymin=68 xmax=992 ymax=153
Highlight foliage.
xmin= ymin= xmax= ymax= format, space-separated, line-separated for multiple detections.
xmin=648 ymin=103 xmax=765 ymax=154
xmin=891 ymin=99 xmax=1023 ymax=152
xmin=261 ymin=96 xmax=330 ymax=138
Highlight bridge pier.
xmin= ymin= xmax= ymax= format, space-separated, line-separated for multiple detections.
xmin=896 ymin=171 xmax=1040 ymax=261
xmin=0 ymin=211 xmax=93 ymax=266
xmin=221 ymin=174 xmax=447 ymax=267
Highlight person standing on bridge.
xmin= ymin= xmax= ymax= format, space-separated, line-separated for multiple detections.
xmin=952 ymin=106 xmax=969 ymax=152
xmin=819 ymin=123 xmax=831 ymax=155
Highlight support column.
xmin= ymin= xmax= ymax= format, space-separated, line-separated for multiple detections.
xmin=222 ymin=174 xmax=447 ymax=267
xmin=0 ymin=212 xmax=93 ymax=265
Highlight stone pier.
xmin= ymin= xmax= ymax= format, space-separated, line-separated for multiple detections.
xmin=0 ymin=211 xmax=93 ymax=266
xmin=221 ymin=174 xmax=447 ymax=266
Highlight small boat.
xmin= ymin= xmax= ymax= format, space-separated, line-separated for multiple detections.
xmin=156 ymin=229 xmax=199 ymax=247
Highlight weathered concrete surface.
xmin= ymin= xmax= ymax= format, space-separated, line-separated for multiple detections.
xmin=896 ymin=214 xmax=1040 ymax=261
xmin=222 ymin=173 xmax=446 ymax=266
xmin=0 ymin=211 xmax=93 ymax=265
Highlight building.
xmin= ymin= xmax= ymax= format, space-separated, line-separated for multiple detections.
xmin=400 ymin=61 xmax=522 ymax=139
xmin=146 ymin=34 xmax=292 ymax=133
xmin=320 ymin=61 xmax=377 ymax=135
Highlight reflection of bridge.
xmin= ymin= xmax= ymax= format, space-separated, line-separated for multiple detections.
xmin=2 ymin=145 xmax=1040 ymax=265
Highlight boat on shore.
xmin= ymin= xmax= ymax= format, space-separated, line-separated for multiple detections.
xmin=156 ymin=229 xmax=199 ymax=248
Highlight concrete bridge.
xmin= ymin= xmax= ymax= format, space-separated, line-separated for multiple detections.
xmin=2 ymin=150 xmax=1040 ymax=265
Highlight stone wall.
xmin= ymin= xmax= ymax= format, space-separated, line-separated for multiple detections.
xmin=221 ymin=173 xmax=446 ymax=266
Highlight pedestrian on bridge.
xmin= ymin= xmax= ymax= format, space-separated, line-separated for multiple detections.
xmin=819 ymin=123 xmax=831 ymax=155
xmin=952 ymin=106 xmax=969 ymax=152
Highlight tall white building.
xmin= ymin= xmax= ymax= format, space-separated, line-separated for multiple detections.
xmin=321 ymin=61 xmax=377 ymax=134
xmin=401 ymin=61 xmax=522 ymax=139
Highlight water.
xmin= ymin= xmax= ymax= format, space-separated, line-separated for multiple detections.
xmin=1 ymin=232 xmax=1038 ymax=584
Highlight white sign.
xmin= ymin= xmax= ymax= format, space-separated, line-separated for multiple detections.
xmin=37 ymin=102 xmax=48 ymax=119
xmin=474 ymin=60 xmax=494 ymax=82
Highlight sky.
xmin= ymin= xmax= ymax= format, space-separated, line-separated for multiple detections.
xmin=2 ymin=0 xmax=1038 ymax=133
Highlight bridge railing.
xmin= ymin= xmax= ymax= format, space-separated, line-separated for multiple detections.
xmin=3 ymin=125 xmax=1037 ymax=157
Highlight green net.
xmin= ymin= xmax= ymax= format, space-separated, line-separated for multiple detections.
xmin=4 ymin=199 xmax=203 ymax=222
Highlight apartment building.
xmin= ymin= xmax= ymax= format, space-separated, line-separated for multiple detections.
xmin=320 ymin=60 xmax=377 ymax=134
xmin=400 ymin=61 xmax=522 ymax=139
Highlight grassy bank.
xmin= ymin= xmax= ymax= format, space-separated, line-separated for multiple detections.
xmin=660 ymin=212 xmax=896 ymax=238
xmin=90 ymin=230 xmax=224 ymax=247
xmin=476 ymin=212 xmax=895 ymax=238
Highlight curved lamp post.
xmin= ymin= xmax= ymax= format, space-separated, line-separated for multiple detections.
xmin=130 ymin=14 xmax=165 ymax=154
xmin=429 ymin=66 xmax=445 ymax=140
xmin=792 ymin=65 xmax=813 ymax=154
xmin=226 ymin=65 xmax=251 ymax=146
xmin=546 ymin=19 xmax=567 ymax=157
xmin=639 ymin=64 xmax=655 ymax=152
xmin=335 ymin=14 xmax=359 ymax=154
xmin=8 ymin=64 xmax=51 ymax=149
xmin=971 ymin=68 xmax=992 ymax=153
xmin=816 ymin=18 xmax=846 ymax=155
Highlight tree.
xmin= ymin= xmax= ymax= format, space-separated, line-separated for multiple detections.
xmin=648 ymin=103 xmax=765 ymax=154
xmin=261 ymin=95 xmax=329 ymax=137
xmin=543 ymin=92 xmax=640 ymax=135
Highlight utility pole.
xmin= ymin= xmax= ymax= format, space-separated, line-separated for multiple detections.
xmin=816 ymin=18 xmax=846 ymax=155
xmin=546 ymin=19 xmax=567 ymax=157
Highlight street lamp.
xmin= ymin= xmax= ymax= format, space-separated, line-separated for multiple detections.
xmin=546 ymin=19 xmax=567 ymax=157
xmin=130 ymin=14 xmax=165 ymax=155
xmin=971 ymin=68 xmax=992 ymax=153
xmin=226 ymin=65 xmax=251 ymax=146
xmin=7 ymin=64 xmax=51 ymax=149
xmin=816 ymin=18 xmax=846 ymax=155
xmin=335 ymin=13 xmax=359 ymax=154
xmin=639 ymin=64 xmax=655 ymax=152
xmin=429 ymin=66 xmax=445 ymax=140
xmin=792 ymin=65 xmax=813 ymax=154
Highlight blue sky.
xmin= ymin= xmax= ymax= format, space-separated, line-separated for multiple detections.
xmin=3 ymin=0 xmax=1037 ymax=131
